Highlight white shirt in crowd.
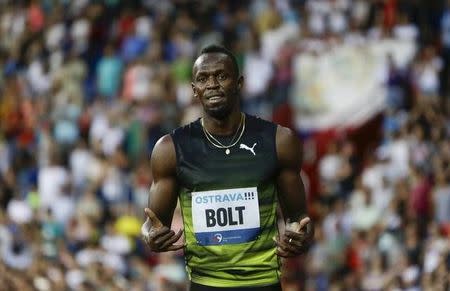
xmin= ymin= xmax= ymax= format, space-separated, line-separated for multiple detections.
xmin=69 ymin=146 xmax=93 ymax=187
xmin=319 ymin=153 xmax=343 ymax=182
xmin=394 ymin=24 xmax=419 ymax=41
xmin=7 ymin=199 xmax=33 ymax=224
xmin=0 ymin=9 xmax=26 ymax=48
xmin=27 ymin=59 xmax=52 ymax=95
xmin=243 ymin=52 xmax=273 ymax=97
xmin=372 ymin=183 xmax=394 ymax=213
xmin=351 ymin=200 xmax=382 ymax=231
xmin=100 ymin=233 xmax=131 ymax=256
xmin=71 ymin=17 xmax=90 ymax=53
xmin=415 ymin=57 xmax=443 ymax=96
xmin=322 ymin=207 xmax=352 ymax=241
xmin=45 ymin=22 xmax=65 ymax=51
xmin=89 ymin=114 xmax=124 ymax=157
xmin=135 ymin=15 xmax=153 ymax=39
xmin=50 ymin=194 xmax=76 ymax=226
xmin=362 ymin=162 xmax=386 ymax=194
xmin=38 ymin=165 xmax=69 ymax=209
xmin=385 ymin=138 xmax=410 ymax=181
xmin=433 ymin=184 xmax=450 ymax=224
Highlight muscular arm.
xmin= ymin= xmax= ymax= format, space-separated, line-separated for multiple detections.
xmin=276 ymin=125 xmax=308 ymax=222
xmin=274 ymin=125 xmax=313 ymax=257
xmin=142 ymin=134 xmax=183 ymax=252
xmin=147 ymin=134 xmax=179 ymax=227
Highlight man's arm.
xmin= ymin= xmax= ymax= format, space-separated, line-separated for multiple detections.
xmin=147 ymin=134 xmax=178 ymax=226
xmin=276 ymin=126 xmax=307 ymax=221
xmin=142 ymin=134 xmax=183 ymax=252
xmin=275 ymin=125 xmax=313 ymax=257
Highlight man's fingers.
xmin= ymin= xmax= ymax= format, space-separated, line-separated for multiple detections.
xmin=276 ymin=243 xmax=304 ymax=257
xmin=143 ymin=227 xmax=185 ymax=252
xmin=281 ymin=240 xmax=300 ymax=253
xmin=143 ymin=226 xmax=172 ymax=247
xmin=160 ymin=229 xmax=183 ymax=249
xmin=166 ymin=243 xmax=185 ymax=251
xmin=298 ymin=216 xmax=311 ymax=231
xmin=283 ymin=235 xmax=303 ymax=249
xmin=172 ymin=229 xmax=184 ymax=242
xmin=273 ymin=236 xmax=299 ymax=254
xmin=144 ymin=208 xmax=163 ymax=228
xmin=274 ymin=232 xmax=312 ymax=257
xmin=272 ymin=236 xmax=279 ymax=244
xmin=275 ymin=216 xmax=314 ymax=258
xmin=276 ymin=247 xmax=293 ymax=258
xmin=141 ymin=218 xmax=151 ymax=236
xmin=154 ymin=230 xmax=176 ymax=245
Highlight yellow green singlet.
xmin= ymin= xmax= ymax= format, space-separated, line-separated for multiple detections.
xmin=171 ymin=114 xmax=281 ymax=288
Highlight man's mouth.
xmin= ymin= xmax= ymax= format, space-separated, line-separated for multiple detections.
xmin=206 ymin=93 xmax=224 ymax=98
xmin=206 ymin=94 xmax=225 ymax=104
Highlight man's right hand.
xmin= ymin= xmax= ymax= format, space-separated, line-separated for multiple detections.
xmin=141 ymin=208 xmax=184 ymax=252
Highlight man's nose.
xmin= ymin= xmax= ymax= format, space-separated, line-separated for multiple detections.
xmin=206 ymin=76 xmax=219 ymax=88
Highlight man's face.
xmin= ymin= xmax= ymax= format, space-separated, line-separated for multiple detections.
xmin=192 ymin=53 xmax=243 ymax=119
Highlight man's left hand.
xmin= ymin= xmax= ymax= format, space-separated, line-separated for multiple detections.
xmin=273 ymin=216 xmax=314 ymax=257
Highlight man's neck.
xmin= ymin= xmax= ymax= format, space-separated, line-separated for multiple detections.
xmin=202 ymin=111 xmax=243 ymax=136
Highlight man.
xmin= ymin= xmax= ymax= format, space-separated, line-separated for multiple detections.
xmin=141 ymin=44 xmax=314 ymax=290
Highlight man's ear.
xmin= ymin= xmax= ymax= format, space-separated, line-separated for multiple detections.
xmin=191 ymin=82 xmax=197 ymax=98
xmin=237 ymin=76 xmax=244 ymax=91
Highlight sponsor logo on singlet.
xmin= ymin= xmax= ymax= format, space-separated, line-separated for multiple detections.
xmin=191 ymin=187 xmax=260 ymax=246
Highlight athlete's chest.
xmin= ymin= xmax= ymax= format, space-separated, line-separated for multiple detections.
xmin=176 ymin=132 xmax=277 ymax=189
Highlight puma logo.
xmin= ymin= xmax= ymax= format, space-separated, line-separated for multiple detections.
xmin=239 ymin=143 xmax=257 ymax=155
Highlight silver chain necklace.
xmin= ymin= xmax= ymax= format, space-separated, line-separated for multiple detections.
xmin=201 ymin=113 xmax=245 ymax=155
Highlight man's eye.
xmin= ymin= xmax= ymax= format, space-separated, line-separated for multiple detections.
xmin=217 ymin=74 xmax=227 ymax=80
xmin=197 ymin=77 xmax=206 ymax=83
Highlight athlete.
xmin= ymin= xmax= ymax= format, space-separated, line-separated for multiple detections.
xmin=141 ymin=45 xmax=314 ymax=290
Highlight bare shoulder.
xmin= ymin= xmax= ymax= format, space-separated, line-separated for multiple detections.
xmin=151 ymin=134 xmax=177 ymax=176
xmin=276 ymin=125 xmax=302 ymax=168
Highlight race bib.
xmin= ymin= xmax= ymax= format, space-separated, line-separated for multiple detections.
xmin=191 ymin=187 xmax=260 ymax=246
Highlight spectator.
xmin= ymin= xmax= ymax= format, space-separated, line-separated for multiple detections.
xmin=96 ymin=43 xmax=123 ymax=99
xmin=37 ymin=151 xmax=69 ymax=210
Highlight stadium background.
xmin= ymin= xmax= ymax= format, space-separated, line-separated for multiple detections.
xmin=0 ymin=0 xmax=449 ymax=290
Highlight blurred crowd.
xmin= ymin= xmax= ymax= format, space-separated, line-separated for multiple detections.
xmin=0 ymin=0 xmax=448 ymax=290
